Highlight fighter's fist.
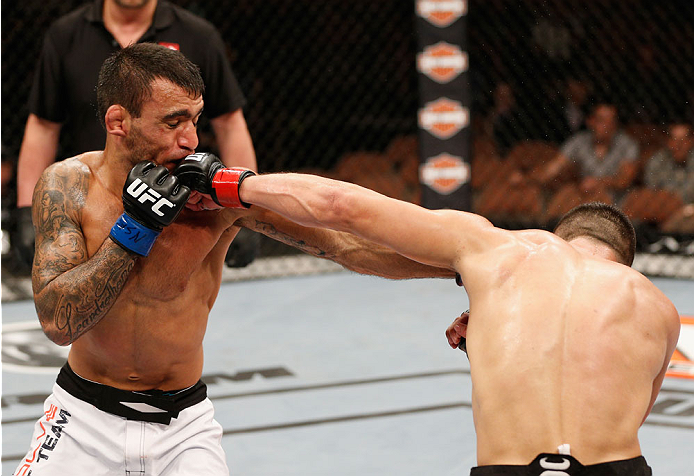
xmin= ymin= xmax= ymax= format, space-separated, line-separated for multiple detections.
xmin=172 ymin=152 xmax=225 ymax=195
xmin=174 ymin=152 xmax=255 ymax=208
xmin=122 ymin=162 xmax=190 ymax=229
xmin=110 ymin=161 xmax=190 ymax=256
xmin=445 ymin=310 xmax=470 ymax=354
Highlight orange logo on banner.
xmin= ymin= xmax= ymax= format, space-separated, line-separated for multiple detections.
xmin=418 ymin=98 xmax=469 ymax=139
xmin=416 ymin=0 xmax=467 ymax=28
xmin=419 ymin=153 xmax=470 ymax=194
xmin=667 ymin=315 xmax=694 ymax=379
xmin=417 ymin=42 xmax=468 ymax=83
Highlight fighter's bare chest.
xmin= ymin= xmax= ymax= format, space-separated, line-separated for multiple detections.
xmin=80 ymin=197 xmax=229 ymax=295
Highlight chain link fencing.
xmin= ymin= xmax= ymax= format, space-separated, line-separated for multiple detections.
xmin=1 ymin=0 xmax=692 ymax=291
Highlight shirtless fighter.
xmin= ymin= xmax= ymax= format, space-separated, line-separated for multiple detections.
xmin=15 ymin=43 xmax=454 ymax=475
xmin=173 ymin=161 xmax=680 ymax=475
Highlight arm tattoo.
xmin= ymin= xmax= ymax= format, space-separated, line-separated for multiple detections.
xmin=32 ymin=163 xmax=137 ymax=345
xmin=47 ymin=249 xmax=135 ymax=344
xmin=239 ymin=212 xmax=455 ymax=280
xmin=252 ymin=219 xmax=336 ymax=259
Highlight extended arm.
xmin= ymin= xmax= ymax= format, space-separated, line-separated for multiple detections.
xmin=173 ymin=154 xmax=495 ymax=280
xmin=234 ymin=207 xmax=456 ymax=280
xmin=237 ymin=173 xmax=508 ymax=274
xmin=32 ymin=162 xmax=137 ymax=345
xmin=536 ymin=153 xmax=577 ymax=186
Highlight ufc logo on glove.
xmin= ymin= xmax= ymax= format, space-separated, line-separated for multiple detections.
xmin=126 ymin=179 xmax=176 ymax=217
xmin=109 ymin=161 xmax=190 ymax=256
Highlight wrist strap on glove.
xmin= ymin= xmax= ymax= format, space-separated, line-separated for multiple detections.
xmin=109 ymin=213 xmax=161 ymax=256
xmin=211 ymin=168 xmax=256 ymax=208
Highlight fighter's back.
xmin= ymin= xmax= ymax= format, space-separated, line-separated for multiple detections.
xmin=465 ymin=230 xmax=678 ymax=465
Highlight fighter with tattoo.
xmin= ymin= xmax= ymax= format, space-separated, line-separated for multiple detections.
xmin=16 ymin=43 xmax=454 ymax=475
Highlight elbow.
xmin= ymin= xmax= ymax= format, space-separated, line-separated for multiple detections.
xmin=52 ymin=335 xmax=73 ymax=347
xmin=42 ymin=324 xmax=72 ymax=347
xmin=36 ymin=308 xmax=73 ymax=346
xmin=317 ymin=185 xmax=360 ymax=232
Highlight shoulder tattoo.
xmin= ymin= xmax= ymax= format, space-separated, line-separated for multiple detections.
xmin=32 ymin=165 xmax=90 ymax=286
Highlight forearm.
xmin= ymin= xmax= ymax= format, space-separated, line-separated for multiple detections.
xmin=176 ymin=158 xmax=488 ymax=274
xmin=211 ymin=110 xmax=257 ymax=171
xmin=539 ymin=155 xmax=570 ymax=185
xmin=237 ymin=173 xmax=489 ymax=271
xmin=338 ymin=238 xmax=456 ymax=279
xmin=34 ymin=239 xmax=137 ymax=345
xmin=240 ymin=173 xmax=353 ymax=231
xmin=16 ymin=114 xmax=61 ymax=207
xmin=235 ymin=208 xmax=454 ymax=280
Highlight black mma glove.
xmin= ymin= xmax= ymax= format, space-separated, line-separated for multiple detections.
xmin=10 ymin=206 xmax=35 ymax=274
xmin=109 ymin=161 xmax=190 ymax=256
xmin=175 ymin=152 xmax=260 ymax=267
xmin=174 ymin=152 xmax=255 ymax=208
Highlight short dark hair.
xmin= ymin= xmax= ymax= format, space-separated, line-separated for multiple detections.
xmin=553 ymin=202 xmax=636 ymax=266
xmin=96 ymin=42 xmax=205 ymax=126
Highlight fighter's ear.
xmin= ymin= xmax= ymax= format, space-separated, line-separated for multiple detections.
xmin=104 ymin=105 xmax=129 ymax=137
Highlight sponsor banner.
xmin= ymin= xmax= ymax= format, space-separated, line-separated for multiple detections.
xmin=418 ymin=97 xmax=469 ymax=140
xmin=416 ymin=0 xmax=467 ymax=28
xmin=417 ymin=42 xmax=468 ymax=84
xmin=419 ymin=153 xmax=470 ymax=195
xmin=415 ymin=0 xmax=471 ymax=210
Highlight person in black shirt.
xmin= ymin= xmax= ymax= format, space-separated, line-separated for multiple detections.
xmin=12 ymin=0 xmax=258 ymax=273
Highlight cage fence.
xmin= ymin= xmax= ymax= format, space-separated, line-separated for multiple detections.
xmin=1 ymin=0 xmax=692 ymax=289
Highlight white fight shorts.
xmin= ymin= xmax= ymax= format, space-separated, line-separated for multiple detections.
xmin=14 ymin=364 xmax=229 ymax=475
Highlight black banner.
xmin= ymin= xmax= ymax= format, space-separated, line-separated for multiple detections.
xmin=415 ymin=0 xmax=471 ymax=210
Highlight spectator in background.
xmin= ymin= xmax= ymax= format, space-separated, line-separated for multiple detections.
xmin=623 ymin=122 xmax=694 ymax=236
xmin=10 ymin=0 xmax=257 ymax=275
xmin=643 ymin=123 xmax=694 ymax=206
xmin=539 ymin=102 xmax=640 ymax=222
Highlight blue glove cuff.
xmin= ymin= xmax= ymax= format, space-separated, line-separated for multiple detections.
xmin=109 ymin=213 xmax=160 ymax=257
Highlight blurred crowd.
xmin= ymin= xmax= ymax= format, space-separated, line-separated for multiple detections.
xmin=472 ymin=83 xmax=694 ymax=253
xmin=3 ymin=0 xmax=693 ymax=280
xmin=3 ymin=78 xmax=693 ymax=278
xmin=2 ymin=91 xmax=694 ymax=274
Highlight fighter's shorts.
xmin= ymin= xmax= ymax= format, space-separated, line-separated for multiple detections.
xmin=470 ymin=453 xmax=652 ymax=475
xmin=14 ymin=363 xmax=229 ymax=475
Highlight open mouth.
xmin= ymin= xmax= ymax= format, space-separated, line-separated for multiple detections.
xmin=165 ymin=158 xmax=185 ymax=171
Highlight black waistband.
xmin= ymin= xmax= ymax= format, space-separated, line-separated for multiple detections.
xmin=56 ymin=363 xmax=207 ymax=425
xmin=470 ymin=453 xmax=651 ymax=476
